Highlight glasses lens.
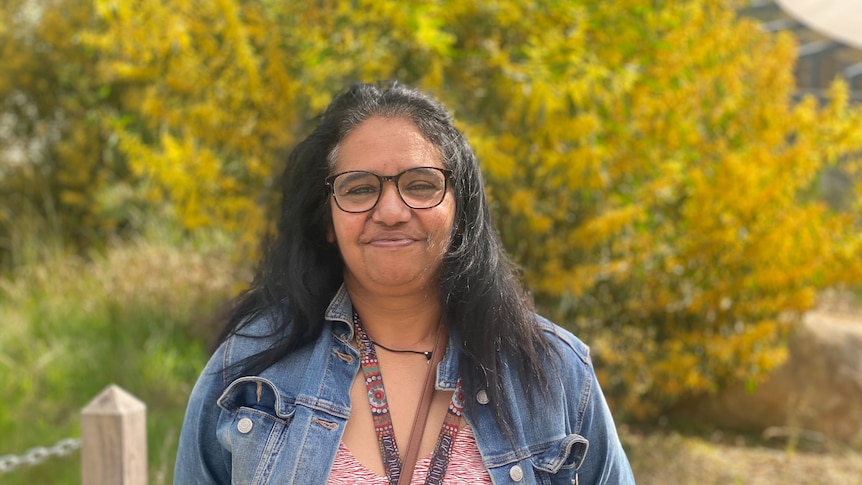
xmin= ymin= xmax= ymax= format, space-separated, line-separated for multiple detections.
xmin=332 ymin=171 xmax=380 ymax=212
xmin=397 ymin=167 xmax=447 ymax=209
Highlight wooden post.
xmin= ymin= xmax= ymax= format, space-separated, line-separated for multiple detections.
xmin=81 ymin=384 xmax=147 ymax=485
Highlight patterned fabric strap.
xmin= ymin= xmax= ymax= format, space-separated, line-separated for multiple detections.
xmin=425 ymin=378 xmax=465 ymax=483
xmin=353 ymin=311 xmax=464 ymax=485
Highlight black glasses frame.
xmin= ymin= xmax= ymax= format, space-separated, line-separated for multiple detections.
xmin=325 ymin=166 xmax=453 ymax=213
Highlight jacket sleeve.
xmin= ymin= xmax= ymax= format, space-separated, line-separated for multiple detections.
xmin=576 ymin=368 xmax=636 ymax=484
xmin=173 ymin=341 xmax=233 ymax=485
xmin=546 ymin=320 xmax=636 ymax=485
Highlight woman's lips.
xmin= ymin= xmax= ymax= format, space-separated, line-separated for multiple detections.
xmin=364 ymin=232 xmax=420 ymax=248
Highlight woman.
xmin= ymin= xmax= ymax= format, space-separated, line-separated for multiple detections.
xmin=174 ymin=82 xmax=634 ymax=484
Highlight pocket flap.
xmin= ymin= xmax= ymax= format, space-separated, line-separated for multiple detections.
xmin=217 ymin=376 xmax=295 ymax=419
xmin=531 ymin=434 xmax=589 ymax=473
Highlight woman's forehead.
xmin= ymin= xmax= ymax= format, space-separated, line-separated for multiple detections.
xmin=333 ymin=117 xmax=444 ymax=173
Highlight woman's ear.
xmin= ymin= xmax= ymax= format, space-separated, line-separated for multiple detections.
xmin=327 ymin=226 xmax=336 ymax=244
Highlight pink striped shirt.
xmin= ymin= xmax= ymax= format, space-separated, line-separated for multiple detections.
xmin=327 ymin=425 xmax=492 ymax=484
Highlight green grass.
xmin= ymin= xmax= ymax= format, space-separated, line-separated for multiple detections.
xmin=0 ymin=231 xmax=238 ymax=484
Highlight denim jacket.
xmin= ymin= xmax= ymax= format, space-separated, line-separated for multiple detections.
xmin=174 ymin=286 xmax=635 ymax=484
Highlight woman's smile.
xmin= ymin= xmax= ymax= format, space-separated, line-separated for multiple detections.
xmin=364 ymin=231 xmax=422 ymax=247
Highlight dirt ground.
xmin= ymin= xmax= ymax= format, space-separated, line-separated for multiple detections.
xmin=623 ymin=428 xmax=862 ymax=485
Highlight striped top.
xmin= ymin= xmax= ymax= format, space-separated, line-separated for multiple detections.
xmin=327 ymin=425 xmax=493 ymax=484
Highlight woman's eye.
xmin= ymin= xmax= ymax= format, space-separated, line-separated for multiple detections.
xmin=404 ymin=181 xmax=438 ymax=192
xmin=343 ymin=184 xmax=378 ymax=196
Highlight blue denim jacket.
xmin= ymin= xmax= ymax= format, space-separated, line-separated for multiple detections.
xmin=174 ymin=286 xmax=635 ymax=484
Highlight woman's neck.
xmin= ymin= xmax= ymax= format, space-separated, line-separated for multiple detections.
xmin=345 ymin=278 xmax=443 ymax=350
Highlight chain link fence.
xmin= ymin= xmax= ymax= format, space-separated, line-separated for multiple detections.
xmin=0 ymin=437 xmax=81 ymax=475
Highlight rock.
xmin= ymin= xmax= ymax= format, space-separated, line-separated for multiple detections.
xmin=675 ymin=311 xmax=862 ymax=448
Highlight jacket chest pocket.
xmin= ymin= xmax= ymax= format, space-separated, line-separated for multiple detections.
xmin=533 ymin=434 xmax=589 ymax=485
xmin=217 ymin=377 xmax=296 ymax=485
xmin=489 ymin=434 xmax=588 ymax=485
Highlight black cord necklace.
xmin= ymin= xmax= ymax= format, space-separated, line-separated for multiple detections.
xmin=368 ymin=338 xmax=433 ymax=362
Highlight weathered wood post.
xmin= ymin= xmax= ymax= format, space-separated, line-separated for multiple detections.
xmin=81 ymin=384 xmax=147 ymax=485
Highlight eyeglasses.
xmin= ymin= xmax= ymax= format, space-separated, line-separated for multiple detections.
xmin=325 ymin=166 xmax=453 ymax=213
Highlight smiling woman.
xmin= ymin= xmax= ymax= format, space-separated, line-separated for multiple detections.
xmin=173 ymin=82 xmax=634 ymax=485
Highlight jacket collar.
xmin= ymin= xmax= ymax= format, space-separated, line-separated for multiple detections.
xmin=324 ymin=284 xmax=354 ymax=339
xmin=324 ymin=284 xmax=460 ymax=390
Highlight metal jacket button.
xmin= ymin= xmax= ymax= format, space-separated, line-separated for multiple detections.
xmin=237 ymin=417 xmax=253 ymax=434
xmin=476 ymin=389 xmax=489 ymax=405
xmin=509 ymin=464 xmax=524 ymax=482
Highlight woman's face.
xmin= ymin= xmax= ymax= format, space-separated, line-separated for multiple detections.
xmin=328 ymin=116 xmax=455 ymax=297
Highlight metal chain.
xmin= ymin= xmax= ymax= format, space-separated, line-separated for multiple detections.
xmin=0 ymin=437 xmax=81 ymax=474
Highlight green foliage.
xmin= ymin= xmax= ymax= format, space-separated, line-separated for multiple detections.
xmin=0 ymin=216 xmax=236 ymax=484
xmin=2 ymin=0 xmax=861 ymax=422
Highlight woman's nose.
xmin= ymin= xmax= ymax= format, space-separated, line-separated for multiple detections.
xmin=371 ymin=181 xmax=411 ymax=224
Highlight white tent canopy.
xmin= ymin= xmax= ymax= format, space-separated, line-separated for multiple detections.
xmin=776 ymin=0 xmax=862 ymax=49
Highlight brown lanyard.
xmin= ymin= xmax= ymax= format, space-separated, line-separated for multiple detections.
xmin=398 ymin=327 xmax=446 ymax=485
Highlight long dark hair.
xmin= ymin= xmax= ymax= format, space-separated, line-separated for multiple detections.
xmin=221 ymin=81 xmax=552 ymax=428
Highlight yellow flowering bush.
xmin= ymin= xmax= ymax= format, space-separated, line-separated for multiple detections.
xmin=3 ymin=0 xmax=861 ymax=417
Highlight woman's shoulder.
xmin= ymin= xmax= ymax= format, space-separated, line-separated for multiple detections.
xmin=218 ymin=305 xmax=294 ymax=367
xmin=533 ymin=314 xmax=592 ymax=367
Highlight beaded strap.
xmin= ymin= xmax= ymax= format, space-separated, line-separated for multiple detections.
xmin=353 ymin=311 xmax=464 ymax=485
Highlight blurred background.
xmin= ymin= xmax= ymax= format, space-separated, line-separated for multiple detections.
xmin=1 ymin=0 xmax=861 ymax=483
